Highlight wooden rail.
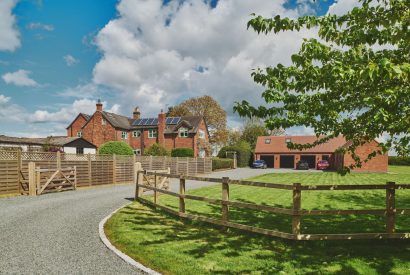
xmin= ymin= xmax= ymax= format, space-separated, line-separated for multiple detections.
xmin=135 ymin=171 xmax=410 ymax=241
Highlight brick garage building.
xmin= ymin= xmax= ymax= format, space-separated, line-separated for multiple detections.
xmin=66 ymin=101 xmax=210 ymax=157
xmin=255 ymin=135 xmax=388 ymax=172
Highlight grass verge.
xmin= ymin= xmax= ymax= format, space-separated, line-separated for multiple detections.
xmin=105 ymin=166 xmax=410 ymax=274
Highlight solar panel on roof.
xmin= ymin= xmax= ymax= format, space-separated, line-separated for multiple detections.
xmin=172 ymin=117 xmax=181 ymax=124
xmin=166 ymin=117 xmax=173 ymax=124
xmin=140 ymin=118 xmax=148 ymax=125
xmin=152 ymin=118 xmax=158 ymax=125
xmin=148 ymin=118 xmax=155 ymax=125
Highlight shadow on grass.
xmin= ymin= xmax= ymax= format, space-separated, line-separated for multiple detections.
xmin=116 ymin=203 xmax=410 ymax=274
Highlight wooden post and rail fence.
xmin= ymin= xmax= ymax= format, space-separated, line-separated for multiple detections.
xmin=135 ymin=168 xmax=410 ymax=241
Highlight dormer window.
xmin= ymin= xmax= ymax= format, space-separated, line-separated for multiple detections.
xmin=179 ymin=127 xmax=189 ymax=138
xmin=265 ymin=138 xmax=271 ymax=144
xmin=285 ymin=138 xmax=291 ymax=143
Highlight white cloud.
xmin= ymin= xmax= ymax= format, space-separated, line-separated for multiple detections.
xmin=26 ymin=22 xmax=54 ymax=31
xmin=0 ymin=94 xmax=25 ymax=122
xmin=327 ymin=0 xmax=360 ymax=15
xmin=2 ymin=70 xmax=38 ymax=87
xmin=63 ymin=55 xmax=79 ymax=66
xmin=92 ymin=0 xmax=317 ymax=120
xmin=0 ymin=0 xmax=20 ymax=51
xmin=29 ymin=98 xmax=120 ymax=123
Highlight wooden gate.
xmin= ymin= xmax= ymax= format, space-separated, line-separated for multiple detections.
xmin=28 ymin=162 xmax=77 ymax=195
xmin=134 ymin=162 xmax=170 ymax=200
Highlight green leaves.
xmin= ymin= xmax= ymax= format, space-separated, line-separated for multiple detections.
xmin=236 ymin=0 xmax=410 ymax=170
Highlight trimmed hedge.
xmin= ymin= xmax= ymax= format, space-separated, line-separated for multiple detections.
xmin=171 ymin=148 xmax=194 ymax=157
xmin=144 ymin=143 xmax=170 ymax=156
xmin=389 ymin=156 xmax=410 ymax=166
xmin=98 ymin=141 xmax=133 ymax=156
xmin=212 ymin=158 xmax=234 ymax=171
xmin=217 ymin=144 xmax=252 ymax=167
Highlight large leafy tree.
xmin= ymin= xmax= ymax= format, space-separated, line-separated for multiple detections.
xmin=241 ymin=118 xmax=285 ymax=149
xmin=234 ymin=0 xmax=409 ymax=169
xmin=168 ymin=95 xmax=228 ymax=144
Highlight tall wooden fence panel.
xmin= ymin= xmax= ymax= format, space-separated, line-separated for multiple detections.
xmin=134 ymin=156 xmax=212 ymax=175
xmin=0 ymin=151 xmax=213 ymax=195
xmin=0 ymin=151 xmax=19 ymax=194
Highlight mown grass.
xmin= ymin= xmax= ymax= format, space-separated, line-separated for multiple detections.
xmin=105 ymin=166 xmax=410 ymax=274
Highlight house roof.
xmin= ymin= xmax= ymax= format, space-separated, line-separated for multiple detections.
xmin=255 ymin=135 xmax=348 ymax=154
xmin=0 ymin=135 xmax=95 ymax=148
xmin=102 ymin=111 xmax=134 ymax=130
xmin=66 ymin=113 xmax=91 ymax=129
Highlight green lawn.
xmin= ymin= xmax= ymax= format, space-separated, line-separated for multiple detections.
xmin=105 ymin=166 xmax=410 ymax=274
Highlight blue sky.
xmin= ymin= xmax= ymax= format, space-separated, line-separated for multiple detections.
xmin=0 ymin=0 xmax=345 ymax=137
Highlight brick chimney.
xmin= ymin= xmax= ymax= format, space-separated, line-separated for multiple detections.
xmin=96 ymin=99 xmax=103 ymax=112
xmin=133 ymin=107 xmax=141 ymax=119
xmin=158 ymin=109 xmax=166 ymax=145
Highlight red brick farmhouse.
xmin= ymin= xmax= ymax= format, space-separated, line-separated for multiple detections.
xmin=67 ymin=101 xmax=210 ymax=157
xmin=255 ymin=135 xmax=388 ymax=172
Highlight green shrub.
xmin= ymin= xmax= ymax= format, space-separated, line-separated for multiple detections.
xmin=217 ymin=143 xmax=252 ymax=167
xmin=144 ymin=143 xmax=170 ymax=156
xmin=212 ymin=158 xmax=234 ymax=171
xmin=171 ymin=148 xmax=194 ymax=157
xmin=99 ymin=141 xmax=133 ymax=156
xmin=389 ymin=156 xmax=410 ymax=166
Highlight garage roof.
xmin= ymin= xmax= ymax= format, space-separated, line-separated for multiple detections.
xmin=255 ymin=135 xmax=347 ymax=154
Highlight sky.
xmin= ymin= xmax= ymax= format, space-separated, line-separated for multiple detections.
xmin=0 ymin=0 xmax=361 ymax=138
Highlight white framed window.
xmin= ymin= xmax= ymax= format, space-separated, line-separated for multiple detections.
xmin=134 ymin=149 xmax=141 ymax=155
xmin=102 ymin=118 xmax=106 ymax=125
xmin=121 ymin=131 xmax=128 ymax=139
xmin=199 ymin=130 xmax=205 ymax=139
xmin=77 ymin=131 xmax=82 ymax=137
xmin=265 ymin=138 xmax=271 ymax=144
xmin=179 ymin=127 xmax=189 ymax=138
xmin=148 ymin=129 xmax=157 ymax=139
xmin=133 ymin=130 xmax=141 ymax=138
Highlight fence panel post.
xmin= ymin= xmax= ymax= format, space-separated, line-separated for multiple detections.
xmin=134 ymin=162 xmax=143 ymax=200
xmin=112 ymin=154 xmax=117 ymax=184
xmin=28 ymin=162 xmax=36 ymax=196
xmin=74 ymin=166 xmax=77 ymax=190
xmin=179 ymin=175 xmax=186 ymax=214
xmin=292 ymin=183 xmax=302 ymax=238
xmin=36 ymin=166 xmax=41 ymax=194
xmin=17 ymin=150 xmax=22 ymax=193
xmin=56 ymin=151 xmax=61 ymax=170
xmin=154 ymin=172 xmax=158 ymax=206
xmin=222 ymin=177 xmax=230 ymax=224
xmin=88 ymin=153 xmax=92 ymax=186
xmin=176 ymin=157 xmax=179 ymax=174
xmin=386 ymin=181 xmax=396 ymax=233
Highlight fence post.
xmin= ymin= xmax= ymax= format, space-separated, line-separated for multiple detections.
xmin=88 ymin=153 xmax=92 ymax=186
xmin=28 ymin=162 xmax=36 ymax=196
xmin=176 ymin=157 xmax=179 ymax=174
xmin=386 ymin=181 xmax=396 ymax=233
xmin=17 ymin=150 xmax=22 ymax=193
xmin=292 ymin=183 xmax=302 ymax=238
xmin=154 ymin=172 xmax=158 ymax=207
xmin=113 ymin=154 xmax=117 ymax=184
xmin=222 ymin=177 xmax=230 ymax=224
xmin=186 ymin=158 xmax=189 ymax=175
xmin=36 ymin=166 xmax=41 ymax=194
xmin=149 ymin=155 xmax=153 ymax=170
xmin=74 ymin=166 xmax=77 ymax=190
xmin=179 ymin=175 xmax=186 ymax=214
xmin=56 ymin=151 xmax=61 ymax=171
xmin=134 ymin=162 xmax=143 ymax=200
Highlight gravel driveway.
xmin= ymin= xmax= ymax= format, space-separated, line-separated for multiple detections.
xmin=0 ymin=168 xmax=272 ymax=274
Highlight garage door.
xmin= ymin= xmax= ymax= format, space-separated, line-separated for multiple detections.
xmin=260 ymin=156 xmax=274 ymax=168
xmin=280 ymin=155 xmax=294 ymax=168
xmin=301 ymin=155 xmax=316 ymax=169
